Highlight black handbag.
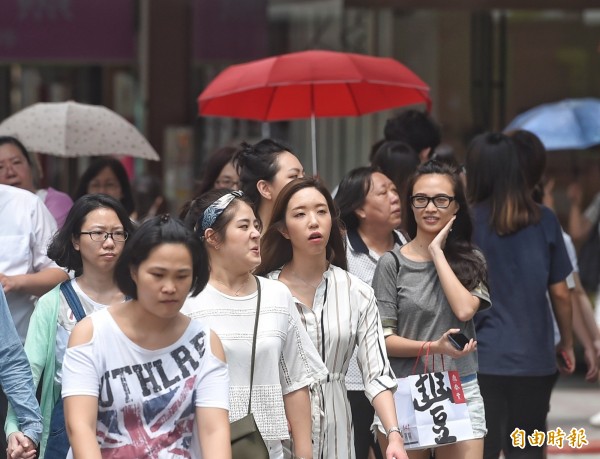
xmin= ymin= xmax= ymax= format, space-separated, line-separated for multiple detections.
xmin=230 ymin=275 xmax=269 ymax=459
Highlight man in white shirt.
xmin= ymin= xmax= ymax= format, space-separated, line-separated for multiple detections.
xmin=0 ymin=183 xmax=68 ymax=341
xmin=0 ymin=184 xmax=68 ymax=457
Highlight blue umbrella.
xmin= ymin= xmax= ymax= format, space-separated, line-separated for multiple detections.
xmin=504 ymin=98 xmax=600 ymax=150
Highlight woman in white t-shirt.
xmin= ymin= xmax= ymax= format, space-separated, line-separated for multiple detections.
xmin=181 ymin=189 xmax=327 ymax=459
xmin=5 ymin=194 xmax=134 ymax=459
xmin=62 ymin=215 xmax=231 ymax=459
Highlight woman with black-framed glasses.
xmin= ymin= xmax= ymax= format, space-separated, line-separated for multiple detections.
xmin=372 ymin=161 xmax=491 ymax=459
xmin=4 ymin=194 xmax=134 ymax=459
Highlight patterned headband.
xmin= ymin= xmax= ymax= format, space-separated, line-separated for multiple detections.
xmin=196 ymin=190 xmax=244 ymax=235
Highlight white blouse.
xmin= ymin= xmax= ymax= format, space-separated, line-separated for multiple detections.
xmin=268 ymin=265 xmax=397 ymax=459
xmin=181 ymin=276 xmax=327 ymax=443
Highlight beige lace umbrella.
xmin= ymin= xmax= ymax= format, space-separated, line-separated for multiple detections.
xmin=0 ymin=101 xmax=160 ymax=161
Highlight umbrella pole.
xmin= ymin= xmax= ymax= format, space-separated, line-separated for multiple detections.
xmin=261 ymin=122 xmax=271 ymax=138
xmin=311 ymin=113 xmax=317 ymax=176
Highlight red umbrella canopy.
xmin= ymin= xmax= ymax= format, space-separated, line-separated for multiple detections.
xmin=198 ymin=50 xmax=431 ymax=121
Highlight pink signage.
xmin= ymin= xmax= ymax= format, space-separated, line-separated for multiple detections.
xmin=193 ymin=0 xmax=268 ymax=61
xmin=0 ymin=0 xmax=136 ymax=61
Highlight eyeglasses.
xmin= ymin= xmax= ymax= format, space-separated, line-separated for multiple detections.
xmin=79 ymin=231 xmax=128 ymax=242
xmin=88 ymin=182 xmax=120 ymax=192
xmin=214 ymin=178 xmax=239 ymax=189
xmin=410 ymin=195 xmax=456 ymax=209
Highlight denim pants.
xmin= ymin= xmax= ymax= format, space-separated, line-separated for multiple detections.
xmin=44 ymin=399 xmax=70 ymax=458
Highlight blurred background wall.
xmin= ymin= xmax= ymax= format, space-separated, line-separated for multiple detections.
xmin=1 ymin=0 xmax=599 ymax=215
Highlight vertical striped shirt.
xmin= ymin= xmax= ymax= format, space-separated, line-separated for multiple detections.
xmin=268 ymin=265 xmax=396 ymax=459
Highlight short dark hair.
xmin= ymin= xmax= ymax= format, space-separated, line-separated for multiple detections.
xmin=255 ymin=177 xmax=347 ymax=276
xmin=233 ymin=138 xmax=295 ymax=210
xmin=0 ymin=136 xmax=32 ymax=166
xmin=335 ymin=166 xmax=377 ymax=232
xmin=180 ymin=189 xmax=255 ymax=242
xmin=195 ymin=146 xmax=238 ymax=196
xmin=73 ymin=158 xmax=135 ymax=214
xmin=370 ymin=140 xmax=419 ymax=200
xmin=384 ymin=110 xmax=441 ymax=154
xmin=0 ymin=136 xmax=39 ymax=186
xmin=47 ymin=194 xmax=134 ymax=277
xmin=114 ymin=215 xmax=209 ymax=299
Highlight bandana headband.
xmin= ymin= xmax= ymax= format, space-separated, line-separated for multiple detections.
xmin=196 ymin=190 xmax=244 ymax=235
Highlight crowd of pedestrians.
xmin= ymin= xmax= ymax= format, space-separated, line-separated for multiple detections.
xmin=0 ymin=107 xmax=597 ymax=459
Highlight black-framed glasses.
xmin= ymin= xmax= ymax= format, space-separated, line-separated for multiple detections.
xmin=410 ymin=195 xmax=455 ymax=209
xmin=79 ymin=231 xmax=128 ymax=242
xmin=214 ymin=178 xmax=240 ymax=189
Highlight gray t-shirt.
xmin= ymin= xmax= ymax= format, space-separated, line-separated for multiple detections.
xmin=372 ymin=249 xmax=491 ymax=379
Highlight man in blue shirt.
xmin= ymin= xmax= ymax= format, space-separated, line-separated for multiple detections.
xmin=0 ymin=286 xmax=42 ymax=458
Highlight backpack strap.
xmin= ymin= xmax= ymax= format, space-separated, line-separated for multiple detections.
xmin=59 ymin=281 xmax=87 ymax=322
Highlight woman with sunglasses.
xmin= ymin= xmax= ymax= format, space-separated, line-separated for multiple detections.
xmin=181 ymin=189 xmax=327 ymax=459
xmin=372 ymin=161 xmax=490 ymax=459
xmin=256 ymin=177 xmax=407 ymax=459
xmin=5 ymin=195 xmax=134 ymax=459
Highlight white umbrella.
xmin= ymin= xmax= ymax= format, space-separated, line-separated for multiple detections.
xmin=0 ymin=101 xmax=160 ymax=161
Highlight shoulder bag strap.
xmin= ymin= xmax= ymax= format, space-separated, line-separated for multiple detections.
xmin=247 ymin=275 xmax=261 ymax=415
xmin=59 ymin=280 xmax=87 ymax=322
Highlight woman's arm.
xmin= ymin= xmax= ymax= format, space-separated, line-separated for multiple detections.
xmin=63 ymin=319 xmax=102 ymax=458
xmin=573 ymin=273 xmax=600 ymax=359
xmin=283 ymin=387 xmax=313 ymax=459
xmin=197 ymin=407 xmax=231 ymax=459
xmin=548 ymin=280 xmax=575 ymax=374
xmin=371 ymin=391 xmax=408 ymax=459
xmin=197 ymin=331 xmax=231 ymax=459
xmin=429 ymin=217 xmax=481 ymax=322
xmin=571 ymin=289 xmax=599 ymax=382
xmin=385 ymin=330 xmax=477 ymax=360
xmin=567 ymin=183 xmax=593 ymax=241
xmin=64 ymin=395 xmax=101 ymax=459
xmin=0 ymin=269 xmax=68 ymax=297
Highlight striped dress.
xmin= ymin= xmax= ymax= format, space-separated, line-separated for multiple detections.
xmin=268 ymin=265 xmax=397 ymax=459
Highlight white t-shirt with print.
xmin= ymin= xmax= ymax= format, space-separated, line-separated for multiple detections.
xmin=62 ymin=308 xmax=229 ymax=459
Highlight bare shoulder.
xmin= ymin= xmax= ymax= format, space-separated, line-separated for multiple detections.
xmin=210 ymin=330 xmax=226 ymax=363
xmin=68 ymin=316 xmax=94 ymax=347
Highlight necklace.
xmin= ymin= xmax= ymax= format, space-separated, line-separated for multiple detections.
xmin=290 ymin=270 xmax=321 ymax=290
xmin=215 ymin=274 xmax=251 ymax=296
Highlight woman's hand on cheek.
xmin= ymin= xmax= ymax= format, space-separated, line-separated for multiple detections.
xmin=428 ymin=215 xmax=456 ymax=256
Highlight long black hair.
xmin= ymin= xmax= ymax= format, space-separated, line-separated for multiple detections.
xmin=73 ymin=158 xmax=135 ymax=214
xmin=405 ymin=160 xmax=487 ymax=290
xmin=195 ymin=146 xmax=238 ymax=196
xmin=335 ymin=166 xmax=378 ymax=232
xmin=233 ymin=138 xmax=295 ymax=212
xmin=466 ymin=132 xmax=540 ymax=235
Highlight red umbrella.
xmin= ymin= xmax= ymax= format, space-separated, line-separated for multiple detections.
xmin=198 ymin=49 xmax=431 ymax=173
